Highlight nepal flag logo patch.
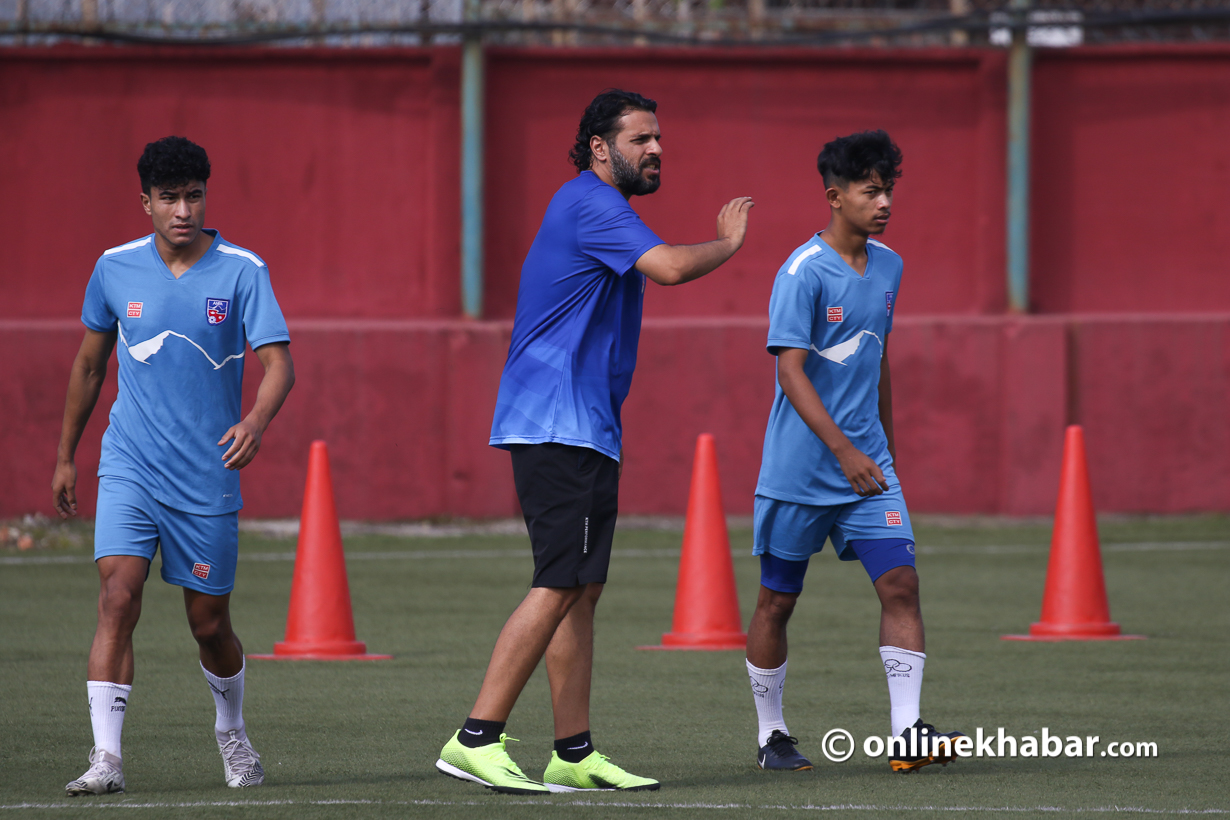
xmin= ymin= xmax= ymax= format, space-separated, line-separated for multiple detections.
xmin=206 ymin=298 xmax=230 ymax=325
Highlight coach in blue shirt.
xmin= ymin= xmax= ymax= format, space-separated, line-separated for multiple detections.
xmin=436 ymin=89 xmax=753 ymax=794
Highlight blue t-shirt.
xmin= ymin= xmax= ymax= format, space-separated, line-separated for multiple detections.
xmin=81 ymin=230 xmax=291 ymax=514
xmin=755 ymin=234 xmax=903 ymax=506
xmin=489 ymin=171 xmax=665 ymax=460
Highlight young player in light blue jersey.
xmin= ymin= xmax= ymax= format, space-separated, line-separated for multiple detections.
xmin=745 ymin=131 xmax=964 ymax=774
xmin=51 ymin=137 xmax=295 ymax=796
xmin=438 ymin=90 xmax=753 ymax=795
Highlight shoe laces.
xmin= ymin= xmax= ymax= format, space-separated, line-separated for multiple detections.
xmin=220 ymin=733 xmax=260 ymax=771
xmin=496 ymin=734 xmax=530 ymax=778
xmin=85 ymin=747 xmax=121 ymax=777
xmin=582 ymin=752 xmax=614 ymax=770
xmin=766 ymin=731 xmax=801 ymax=754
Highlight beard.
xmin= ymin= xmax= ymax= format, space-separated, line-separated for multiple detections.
xmin=610 ymin=145 xmax=661 ymax=196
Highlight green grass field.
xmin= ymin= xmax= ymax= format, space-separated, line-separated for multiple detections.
xmin=2 ymin=517 xmax=1228 ymax=819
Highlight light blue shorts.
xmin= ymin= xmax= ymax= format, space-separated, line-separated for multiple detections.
xmin=94 ymin=476 xmax=239 ymax=595
xmin=753 ymin=488 xmax=916 ymax=579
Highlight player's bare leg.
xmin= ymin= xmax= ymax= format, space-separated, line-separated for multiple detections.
xmin=88 ymin=556 xmax=149 ymax=684
xmin=746 ymin=586 xmax=799 ymax=670
xmin=545 ymin=582 xmax=603 ymax=739
xmin=873 ymin=564 xmax=960 ymax=770
xmin=872 ymin=565 xmax=923 ymax=652
xmin=184 ymin=590 xmax=243 ymax=677
xmin=745 ymin=586 xmax=811 ymax=770
xmin=185 ymin=589 xmax=263 ymax=787
xmin=471 ymin=586 xmax=585 ymax=722
xmin=67 ymin=557 xmax=147 ymax=795
xmin=436 ymin=587 xmax=585 ymax=795
xmin=536 ymin=582 xmax=657 ymax=791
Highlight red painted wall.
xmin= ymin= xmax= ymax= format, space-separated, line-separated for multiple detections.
xmin=5 ymin=45 xmax=1230 ymax=520
xmin=0 ymin=48 xmax=463 ymax=320
xmin=1031 ymin=47 xmax=1230 ymax=313
xmin=483 ymin=49 xmax=1009 ymax=319
xmin=10 ymin=315 xmax=1228 ymax=520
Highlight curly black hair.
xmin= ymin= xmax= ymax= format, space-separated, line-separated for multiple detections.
xmin=569 ymin=89 xmax=658 ymax=174
xmin=137 ymin=136 xmax=211 ymax=194
xmin=817 ymin=130 xmax=903 ymax=189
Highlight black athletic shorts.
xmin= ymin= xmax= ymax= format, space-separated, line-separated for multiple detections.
xmin=509 ymin=443 xmax=619 ymax=588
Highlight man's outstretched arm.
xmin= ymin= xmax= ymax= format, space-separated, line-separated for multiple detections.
xmin=635 ymin=196 xmax=754 ymax=286
xmin=777 ymin=346 xmax=888 ymax=497
xmin=218 ymin=342 xmax=295 ymax=470
xmin=52 ymin=329 xmax=117 ymax=518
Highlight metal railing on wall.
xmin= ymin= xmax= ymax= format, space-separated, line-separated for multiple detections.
xmin=4 ymin=0 xmax=1230 ymax=47
xmin=5 ymin=0 xmax=1228 ymax=316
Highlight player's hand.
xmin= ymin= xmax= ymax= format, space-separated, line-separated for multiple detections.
xmin=716 ymin=197 xmax=755 ymax=251
xmin=51 ymin=460 xmax=79 ymax=519
xmin=219 ymin=420 xmax=263 ymax=470
xmin=835 ymin=446 xmax=889 ymax=497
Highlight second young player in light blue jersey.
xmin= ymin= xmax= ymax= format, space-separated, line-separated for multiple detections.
xmin=745 ymin=131 xmax=964 ymax=774
xmin=52 ymin=137 xmax=295 ymax=796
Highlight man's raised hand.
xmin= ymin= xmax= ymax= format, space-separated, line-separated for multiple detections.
xmin=716 ymin=196 xmax=755 ymax=251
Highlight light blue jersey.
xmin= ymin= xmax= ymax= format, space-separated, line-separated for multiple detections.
xmin=81 ymin=230 xmax=290 ymax=514
xmin=755 ymin=234 xmax=903 ymax=507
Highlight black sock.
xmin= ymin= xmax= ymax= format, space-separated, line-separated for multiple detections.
xmin=554 ymin=730 xmax=594 ymax=763
xmin=458 ymin=717 xmax=506 ymax=748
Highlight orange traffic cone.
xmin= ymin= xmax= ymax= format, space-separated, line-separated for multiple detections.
xmin=639 ymin=434 xmax=747 ymax=651
xmin=251 ymin=441 xmax=392 ymax=660
xmin=1003 ymin=426 xmax=1143 ymax=641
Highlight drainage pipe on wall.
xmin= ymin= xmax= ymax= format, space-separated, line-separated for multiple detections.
xmin=1006 ymin=0 xmax=1033 ymax=313
xmin=460 ymin=0 xmax=485 ymax=319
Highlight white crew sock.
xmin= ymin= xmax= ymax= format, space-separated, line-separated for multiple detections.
xmin=87 ymin=681 xmax=132 ymax=760
xmin=880 ymin=645 xmax=926 ymax=737
xmin=746 ymin=659 xmax=789 ymax=747
xmin=202 ymin=660 xmax=246 ymax=737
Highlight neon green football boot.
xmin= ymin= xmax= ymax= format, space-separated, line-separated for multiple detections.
xmin=542 ymin=750 xmax=660 ymax=792
xmin=436 ymin=731 xmax=548 ymax=795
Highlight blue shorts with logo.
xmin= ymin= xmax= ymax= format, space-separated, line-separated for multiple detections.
xmin=753 ymin=486 xmax=916 ymax=584
xmin=94 ymin=476 xmax=239 ymax=595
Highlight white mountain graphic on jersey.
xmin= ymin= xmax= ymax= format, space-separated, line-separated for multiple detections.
xmin=120 ymin=327 xmax=244 ymax=371
xmin=812 ymin=330 xmax=883 ymax=366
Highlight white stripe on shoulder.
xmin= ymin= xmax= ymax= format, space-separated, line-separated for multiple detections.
xmin=102 ymin=236 xmax=153 ymax=256
xmin=868 ymin=238 xmax=892 ymax=251
xmin=787 ymin=244 xmax=823 ymax=276
xmin=217 ymin=244 xmax=266 ymax=267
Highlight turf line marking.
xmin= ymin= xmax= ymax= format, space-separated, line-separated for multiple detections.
xmin=3 ymin=801 xmax=1225 ymax=814
xmin=4 ymin=541 xmax=1227 ymax=567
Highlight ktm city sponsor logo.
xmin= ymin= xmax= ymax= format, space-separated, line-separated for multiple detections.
xmin=193 ymin=562 xmax=212 ymax=579
xmin=827 ymin=306 xmax=843 ymax=323
xmin=885 ymin=511 xmax=903 ymax=526
xmin=127 ymin=302 xmax=143 ymax=318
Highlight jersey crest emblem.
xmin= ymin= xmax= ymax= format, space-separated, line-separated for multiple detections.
xmin=886 ymin=292 xmax=894 ymax=316
xmin=127 ymin=302 xmax=143 ymax=318
xmin=885 ymin=511 xmax=903 ymax=526
xmin=192 ymin=562 xmax=212 ymax=579
xmin=827 ymin=306 xmax=843 ymax=323
xmin=206 ymin=298 xmax=230 ymax=325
